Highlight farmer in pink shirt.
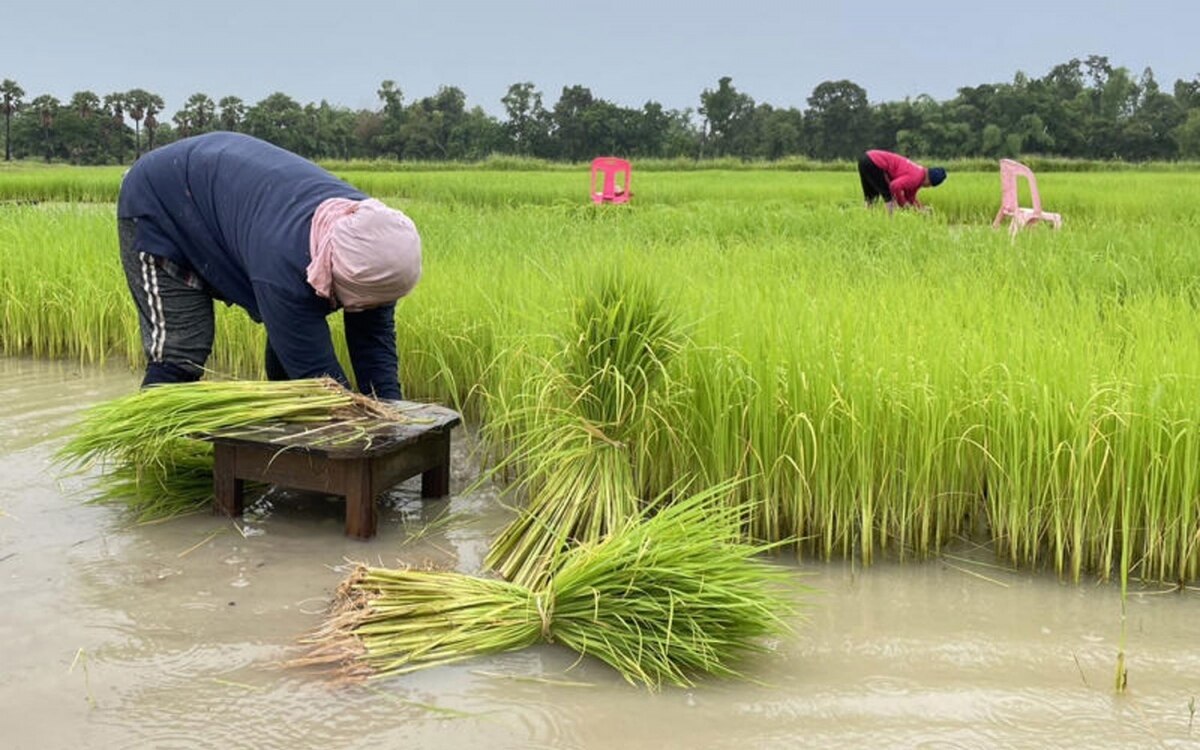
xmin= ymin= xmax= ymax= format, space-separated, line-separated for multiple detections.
xmin=858 ymin=149 xmax=946 ymax=214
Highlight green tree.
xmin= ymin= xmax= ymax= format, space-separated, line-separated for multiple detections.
xmin=628 ymin=101 xmax=666 ymax=158
xmin=324 ymin=104 xmax=362 ymax=160
xmin=449 ymin=106 xmax=506 ymax=160
xmin=352 ymin=109 xmax=385 ymax=157
xmin=377 ymin=79 xmax=404 ymax=119
xmin=244 ymin=92 xmax=306 ymax=153
xmin=657 ymin=106 xmax=702 ymax=158
xmin=581 ymin=100 xmax=639 ymax=157
xmin=102 ymin=92 xmax=131 ymax=162
xmin=373 ymin=80 xmax=407 ymax=157
xmin=805 ymin=79 xmax=873 ymax=160
xmin=1173 ymin=75 xmax=1200 ymax=111
xmin=125 ymin=89 xmax=149 ymax=156
xmin=144 ymin=93 xmax=165 ymax=151
xmin=1 ymin=79 xmax=24 ymax=161
xmin=755 ymin=105 xmax=805 ymax=160
xmin=59 ymin=91 xmax=107 ymax=163
xmin=218 ymin=96 xmax=246 ymax=131
xmin=874 ymin=98 xmax=923 ymax=152
xmin=1027 ymin=64 xmax=1088 ymax=157
xmin=401 ymin=86 xmax=469 ymax=159
xmin=103 ymin=92 xmax=125 ymax=125
xmin=551 ymin=85 xmax=596 ymax=161
xmin=69 ymin=90 xmax=100 ymax=120
xmin=174 ymin=92 xmax=216 ymax=138
xmin=943 ymin=85 xmax=995 ymax=147
xmin=1125 ymin=68 xmax=1183 ymax=160
xmin=1172 ymin=109 xmax=1200 ymax=159
xmin=698 ymin=76 xmax=754 ymax=158
xmin=28 ymin=94 xmax=60 ymax=162
xmin=978 ymin=123 xmax=1005 ymax=158
xmin=301 ymin=100 xmax=357 ymax=159
xmin=890 ymin=95 xmax=972 ymax=158
xmin=124 ymin=88 xmax=164 ymax=156
xmin=501 ymin=82 xmax=550 ymax=157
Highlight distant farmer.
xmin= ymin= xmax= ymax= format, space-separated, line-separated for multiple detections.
xmin=117 ymin=131 xmax=421 ymax=399
xmin=858 ymin=149 xmax=946 ymax=214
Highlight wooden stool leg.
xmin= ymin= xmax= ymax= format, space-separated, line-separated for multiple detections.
xmin=213 ymin=442 xmax=244 ymax=517
xmin=421 ymin=431 xmax=451 ymax=498
xmin=344 ymin=459 xmax=377 ymax=540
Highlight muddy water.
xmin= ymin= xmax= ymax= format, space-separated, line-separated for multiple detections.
xmin=2 ymin=356 xmax=1198 ymax=750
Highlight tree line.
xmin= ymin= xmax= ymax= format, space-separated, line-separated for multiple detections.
xmin=4 ymin=54 xmax=1200 ymax=165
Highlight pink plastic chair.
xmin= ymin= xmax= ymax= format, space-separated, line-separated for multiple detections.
xmin=590 ymin=157 xmax=632 ymax=204
xmin=992 ymin=158 xmax=1062 ymax=237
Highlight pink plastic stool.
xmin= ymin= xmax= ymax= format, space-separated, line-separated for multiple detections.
xmin=590 ymin=156 xmax=632 ymax=204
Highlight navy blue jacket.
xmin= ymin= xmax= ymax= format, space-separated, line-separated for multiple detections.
xmin=117 ymin=132 xmax=400 ymax=399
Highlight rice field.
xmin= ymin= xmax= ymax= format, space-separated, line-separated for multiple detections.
xmin=5 ymin=164 xmax=1200 ymax=584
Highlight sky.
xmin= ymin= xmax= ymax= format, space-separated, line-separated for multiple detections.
xmin=3 ymin=0 xmax=1197 ymax=118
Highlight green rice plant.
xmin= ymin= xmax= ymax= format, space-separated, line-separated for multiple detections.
xmin=485 ymin=413 xmax=641 ymax=586
xmin=56 ymin=377 xmax=402 ymax=519
xmin=84 ymin=439 xmax=218 ymax=521
xmin=396 ymin=307 xmax=498 ymax=423
xmin=8 ymin=166 xmax=1200 ymax=584
xmin=482 ymin=273 xmax=688 ymax=586
xmin=0 ymin=205 xmax=135 ymax=363
xmin=0 ymin=166 xmax=124 ymax=202
xmin=297 ymin=486 xmax=799 ymax=689
xmin=560 ymin=272 xmax=685 ymax=423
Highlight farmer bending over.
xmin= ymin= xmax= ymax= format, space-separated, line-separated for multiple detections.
xmin=117 ymin=132 xmax=421 ymax=399
xmin=857 ymin=149 xmax=946 ymax=214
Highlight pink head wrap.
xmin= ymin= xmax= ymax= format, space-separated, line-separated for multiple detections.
xmin=307 ymin=198 xmax=422 ymax=312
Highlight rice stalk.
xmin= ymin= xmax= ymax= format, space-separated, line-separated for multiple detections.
xmin=486 ymin=429 xmax=639 ymax=587
xmin=10 ymin=170 xmax=1200 ymax=583
xmin=56 ymin=377 xmax=411 ymax=519
xmin=297 ymin=486 xmax=800 ymax=689
xmin=483 ymin=274 xmax=687 ymax=586
xmin=85 ymin=439 xmax=217 ymax=521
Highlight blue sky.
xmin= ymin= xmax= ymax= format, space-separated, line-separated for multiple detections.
xmin=3 ymin=1 xmax=1196 ymax=117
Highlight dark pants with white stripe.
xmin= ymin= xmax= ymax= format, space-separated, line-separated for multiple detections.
xmin=118 ymin=218 xmax=215 ymax=387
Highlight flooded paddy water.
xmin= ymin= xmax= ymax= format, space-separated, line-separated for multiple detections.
xmin=2 ymin=356 xmax=1198 ymax=749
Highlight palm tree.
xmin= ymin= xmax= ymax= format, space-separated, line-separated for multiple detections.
xmin=70 ymin=90 xmax=100 ymax=120
xmin=125 ymin=89 xmax=147 ymax=157
xmin=29 ymin=94 xmax=61 ymax=162
xmin=104 ymin=92 xmax=126 ymax=124
xmin=172 ymin=109 xmax=191 ymax=139
xmin=175 ymin=93 xmax=216 ymax=138
xmin=65 ymin=91 xmax=102 ymax=164
xmin=104 ymin=92 xmax=128 ymax=163
xmin=218 ymin=96 xmax=246 ymax=132
xmin=185 ymin=93 xmax=215 ymax=132
xmin=125 ymin=88 xmax=163 ymax=157
xmin=1 ymin=79 xmax=25 ymax=161
xmin=143 ymin=93 xmax=165 ymax=151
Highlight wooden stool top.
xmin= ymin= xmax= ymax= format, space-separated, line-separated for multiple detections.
xmin=200 ymin=400 xmax=461 ymax=459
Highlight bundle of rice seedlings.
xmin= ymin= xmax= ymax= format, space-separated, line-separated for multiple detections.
xmin=484 ymin=274 xmax=687 ymax=586
xmin=484 ymin=401 xmax=640 ymax=586
xmin=57 ymin=377 xmax=407 ymax=520
xmin=85 ymin=439 xmax=218 ymax=521
xmin=298 ymin=486 xmax=799 ymax=689
xmin=560 ymin=273 xmax=684 ymax=427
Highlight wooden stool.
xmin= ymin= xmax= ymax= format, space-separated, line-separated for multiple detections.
xmin=203 ymin=401 xmax=461 ymax=539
